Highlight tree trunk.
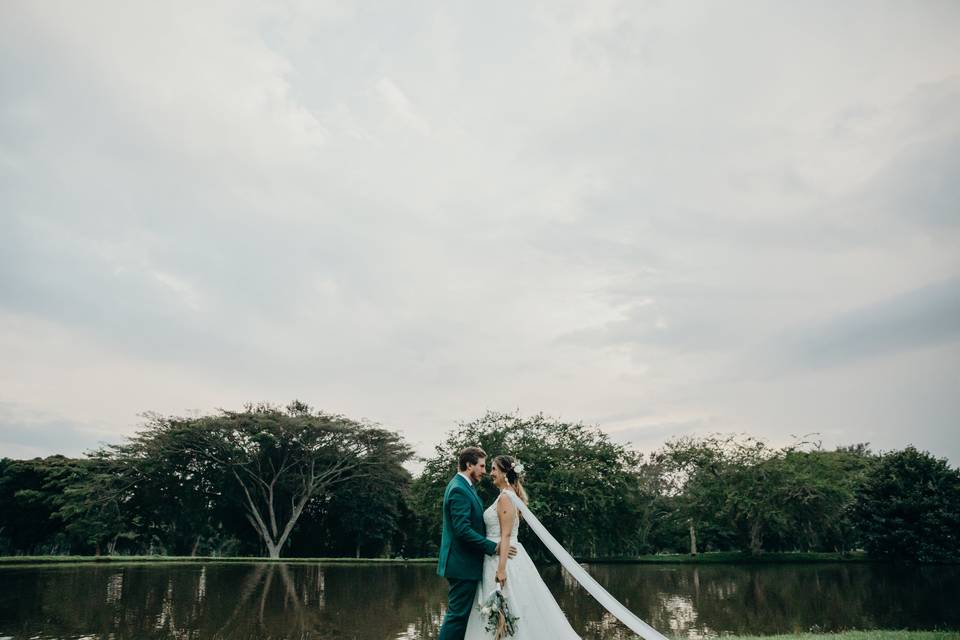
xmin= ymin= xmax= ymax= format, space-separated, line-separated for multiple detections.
xmin=266 ymin=541 xmax=281 ymax=559
xmin=749 ymin=519 xmax=763 ymax=555
xmin=639 ymin=510 xmax=655 ymax=552
xmin=235 ymin=470 xmax=311 ymax=559
xmin=191 ymin=536 xmax=201 ymax=557
xmin=689 ymin=520 xmax=698 ymax=557
xmin=805 ymin=521 xmax=816 ymax=551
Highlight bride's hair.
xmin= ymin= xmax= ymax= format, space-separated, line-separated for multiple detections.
xmin=492 ymin=455 xmax=528 ymax=505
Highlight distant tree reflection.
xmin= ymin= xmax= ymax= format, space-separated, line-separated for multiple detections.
xmin=0 ymin=562 xmax=956 ymax=639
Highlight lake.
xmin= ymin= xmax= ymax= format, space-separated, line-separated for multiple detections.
xmin=0 ymin=561 xmax=957 ymax=639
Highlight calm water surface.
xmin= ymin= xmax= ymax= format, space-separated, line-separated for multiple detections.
xmin=0 ymin=562 xmax=957 ymax=639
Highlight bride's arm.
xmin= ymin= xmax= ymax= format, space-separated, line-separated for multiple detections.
xmin=495 ymin=493 xmax=516 ymax=586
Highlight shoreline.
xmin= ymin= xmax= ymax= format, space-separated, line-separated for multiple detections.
xmin=0 ymin=555 xmax=438 ymax=567
xmin=582 ymin=551 xmax=874 ymax=564
xmin=0 ymin=550 xmax=919 ymax=567
xmin=717 ymin=633 xmax=959 ymax=640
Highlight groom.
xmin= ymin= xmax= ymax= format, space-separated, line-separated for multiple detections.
xmin=437 ymin=446 xmax=515 ymax=640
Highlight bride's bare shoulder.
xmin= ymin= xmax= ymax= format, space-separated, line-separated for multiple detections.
xmin=496 ymin=490 xmax=518 ymax=512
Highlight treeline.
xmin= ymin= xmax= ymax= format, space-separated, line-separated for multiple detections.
xmin=1 ymin=403 xmax=957 ymax=562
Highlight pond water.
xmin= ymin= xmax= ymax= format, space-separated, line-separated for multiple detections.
xmin=0 ymin=561 xmax=956 ymax=639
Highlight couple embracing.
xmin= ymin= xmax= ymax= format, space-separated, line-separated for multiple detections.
xmin=437 ymin=446 xmax=579 ymax=640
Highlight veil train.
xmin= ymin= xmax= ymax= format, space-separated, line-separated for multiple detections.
xmin=503 ymin=491 xmax=670 ymax=640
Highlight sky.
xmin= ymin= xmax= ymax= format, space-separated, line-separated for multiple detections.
xmin=1 ymin=1 xmax=958 ymax=469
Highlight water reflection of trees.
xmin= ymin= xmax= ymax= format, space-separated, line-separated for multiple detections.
xmin=0 ymin=563 xmax=448 ymax=639
xmin=552 ymin=563 xmax=960 ymax=638
xmin=0 ymin=563 xmax=957 ymax=639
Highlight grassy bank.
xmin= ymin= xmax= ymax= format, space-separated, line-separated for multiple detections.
xmin=0 ymin=551 xmax=876 ymax=567
xmin=0 ymin=551 xmax=883 ymax=567
xmin=0 ymin=555 xmax=438 ymax=566
xmin=585 ymin=551 xmax=873 ymax=564
xmin=723 ymin=633 xmax=958 ymax=640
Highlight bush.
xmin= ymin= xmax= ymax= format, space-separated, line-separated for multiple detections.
xmin=854 ymin=446 xmax=960 ymax=562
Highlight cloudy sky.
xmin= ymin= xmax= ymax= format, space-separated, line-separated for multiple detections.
xmin=1 ymin=1 xmax=958 ymax=468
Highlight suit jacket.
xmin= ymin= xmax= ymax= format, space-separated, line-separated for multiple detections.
xmin=437 ymin=473 xmax=497 ymax=580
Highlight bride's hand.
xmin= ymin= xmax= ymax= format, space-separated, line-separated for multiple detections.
xmin=496 ymin=568 xmax=507 ymax=586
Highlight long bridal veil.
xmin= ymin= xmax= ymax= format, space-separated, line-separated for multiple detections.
xmin=503 ymin=491 xmax=669 ymax=640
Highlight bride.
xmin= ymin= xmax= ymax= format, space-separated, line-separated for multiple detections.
xmin=463 ymin=455 xmax=580 ymax=639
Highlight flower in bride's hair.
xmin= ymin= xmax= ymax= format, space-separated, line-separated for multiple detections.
xmin=513 ymin=461 xmax=524 ymax=474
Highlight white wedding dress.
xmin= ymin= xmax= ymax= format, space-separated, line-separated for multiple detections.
xmin=464 ymin=488 xmax=580 ymax=639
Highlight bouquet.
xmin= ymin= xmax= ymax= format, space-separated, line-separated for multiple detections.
xmin=477 ymin=584 xmax=519 ymax=639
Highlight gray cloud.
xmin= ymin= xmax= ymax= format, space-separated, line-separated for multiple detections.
xmin=1 ymin=1 xmax=958 ymax=465
xmin=765 ymin=277 xmax=960 ymax=372
xmin=608 ymin=419 xmax=710 ymax=449
xmin=0 ymin=403 xmax=113 ymax=459
xmin=866 ymin=134 xmax=960 ymax=227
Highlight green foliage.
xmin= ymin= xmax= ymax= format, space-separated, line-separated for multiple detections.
xmin=1 ymin=406 xmax=957 ymax=563
xmin=0 ymin=402 xmax=413 ymax=559
xmin=626 ymin=456 xmax=681 ymax=554
xmin=773 ymin=447 xmax=874 ymax=554
xmin=854 ymin=445 xmax=960 ymax=562
xmin=412 ymin=410 xmax=644 ymax=559
xmin=47 ymin=453 xmax=141 ymax=555
xmin=0 ymin=456 xmax=74 ymax=553
xmin=103 ymin=434 xmax=237 ymax=556
xmin=125 ymin=401 xmax=413 ymax=558
xmin=657 ymin=434 xmax=776 ymax=554
xmin=289 ymin=453 xmax=412 ymax=558
xmin=656 ymin=436 xmax=876 ymax=555
xmin=0 ymin=454 xmax=140 ymax=555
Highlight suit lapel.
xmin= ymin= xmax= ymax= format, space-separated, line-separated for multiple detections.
xmin=456 ymin=473 xmax=483 ymax=511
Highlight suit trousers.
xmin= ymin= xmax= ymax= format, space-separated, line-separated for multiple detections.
xmin=438 ymin=577 xmax=479 ymax=640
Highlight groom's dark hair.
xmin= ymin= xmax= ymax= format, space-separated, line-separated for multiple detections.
xmin=458 ymin=446 xmax=487 ymax=470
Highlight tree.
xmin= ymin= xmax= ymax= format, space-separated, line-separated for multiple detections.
xmin=101 ymin=436 xmax=234 ymax=556
xmin=655 ymin=434 xmax=766 ymax=554
xmin=0 ymin=454 xmax=140 ymax=555
xmin=412 ymin=410 xmax=643 ymax=559
xmin=294 ymin=461 xmax=411 ymax=558
xmin=48 ymin=452 xmax=141 ymax=555
xmin=0 ymin=456 xmax=73 ymax=554
xmin=128 ymin=401 xmax=412 ymax=558
xmin=774 ymin=446 xmax=874 ymax=554
xmin=655 ymin=434 xmax=870 ymax=555
xmin=628 ymin=456 xmax=675 ymax=555
xmin=854 ymin=445 xmax=960 ymax=562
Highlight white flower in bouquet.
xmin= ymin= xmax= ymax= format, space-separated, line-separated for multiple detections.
xmin=476 ymin=586 xmax=519 ymax=639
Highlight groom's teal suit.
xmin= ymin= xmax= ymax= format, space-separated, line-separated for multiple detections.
xmin=437 ymin=473 xmax=497 ymax=640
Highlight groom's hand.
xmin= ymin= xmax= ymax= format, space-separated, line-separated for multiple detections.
xmin=494 ymin=543 xmax=518 ymax=558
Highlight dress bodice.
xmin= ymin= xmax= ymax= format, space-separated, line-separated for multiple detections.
xmin=484 ymin=489 xmax=520 ymax=542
